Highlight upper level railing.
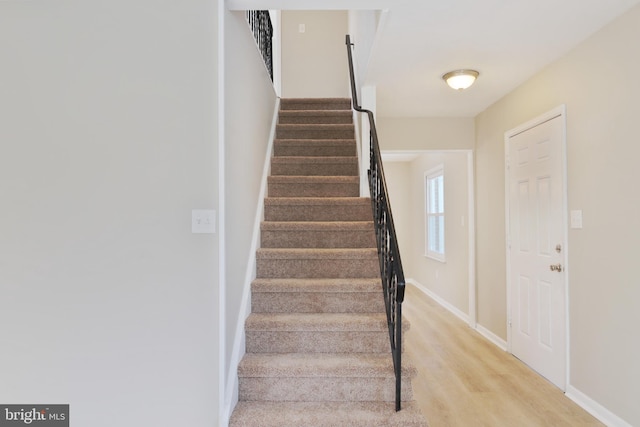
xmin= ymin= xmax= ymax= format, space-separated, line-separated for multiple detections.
xmin=345 ymin=34 xmax=406 ymax=412
xmin=246 ymin=10 xmax=273 ymax=81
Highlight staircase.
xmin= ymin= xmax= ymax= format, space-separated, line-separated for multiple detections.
xmin=228 ymin=98 xmax=427 ymax=427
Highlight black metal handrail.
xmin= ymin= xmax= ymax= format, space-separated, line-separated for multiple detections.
xmin=345 ymin=35 xmax=406 ymax=412
xmin=246 ymin=10 xmax=273 ymax=81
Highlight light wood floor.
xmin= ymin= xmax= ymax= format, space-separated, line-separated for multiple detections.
xmin=403 ymin=284 xmax=603 ymax=427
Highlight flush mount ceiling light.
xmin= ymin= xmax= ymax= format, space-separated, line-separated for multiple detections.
xmin=442 ymin=69 xmax=479 ymax=90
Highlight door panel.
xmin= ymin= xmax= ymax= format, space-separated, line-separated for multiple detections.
xmin=508 ymin=113 xmax=566 ymax=389
xmin=518 ymin=276 xmax=531 ymax=336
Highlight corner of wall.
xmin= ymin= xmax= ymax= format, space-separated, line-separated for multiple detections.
xmin=408 ymin=279 xmax=469 ymax=324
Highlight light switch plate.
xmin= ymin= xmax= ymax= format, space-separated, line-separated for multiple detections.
xmin=570 ymin=210 xmax=583 ymax=229
xmin=192 ymin=210 xmax=216 ymax=234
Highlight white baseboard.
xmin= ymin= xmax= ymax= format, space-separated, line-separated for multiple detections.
xmin=475 ymin=323 xmax=508 ymax=351
xmin=565 ymin=385 xmax=633 ymax=427
xmin=407 ymin=281 xmax=632 ymax=427
xmin=407 ymin=278 xmax=508 ymax=352
xmin=407 ymin=279 xmax=469 ymax=324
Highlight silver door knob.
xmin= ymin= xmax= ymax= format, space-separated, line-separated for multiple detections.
xmin=550 ymin=264 xmax=563 ymax=272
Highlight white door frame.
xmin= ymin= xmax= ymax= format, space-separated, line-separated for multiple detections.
xmin=504 ymin=105 xmax=569 ymax=389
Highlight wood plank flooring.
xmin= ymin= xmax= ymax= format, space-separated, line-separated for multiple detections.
xmin=403 ymin=284 xmax=603 ymax=427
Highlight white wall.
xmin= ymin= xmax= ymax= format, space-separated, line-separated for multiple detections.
xmin=347 ymin=10 xmax=379 ymax=87
xmin=381 ymin=161 xmax=412 ymax=271
xmin=475 ymin=4 xmax=640 ymax=425
xmin=281 ymin=10 xmax=349 ymax=98
xmin=378 ymin=117 xmax=475 ymax=151
xmin=418 ymin=153 xmax=469 ymax=314
xmin=0 ymin=1 xmax=219 ymax=426
xmin=378 ymin=117 xmax=474 ymax=316
xmin=223 ymin=8 xmax=278 ymax=417
xmin=384 ymin=153 xmax=470 ymax=317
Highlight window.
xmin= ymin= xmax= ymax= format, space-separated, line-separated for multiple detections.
xmin=425 ymin=165 xmax=445 ymax=261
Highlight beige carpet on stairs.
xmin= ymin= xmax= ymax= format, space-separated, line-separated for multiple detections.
xmin=228 ymin=98 xmax=428 ymax=427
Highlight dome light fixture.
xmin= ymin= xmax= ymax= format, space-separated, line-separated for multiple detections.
xmin=442 ymin=69 xmax=479 ymax=90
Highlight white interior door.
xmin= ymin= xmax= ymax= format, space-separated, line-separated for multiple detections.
xmin=506 ymin=109 xmax=567 ymax=389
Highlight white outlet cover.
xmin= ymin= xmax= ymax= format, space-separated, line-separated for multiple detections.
xmin=192 ymin=209 xmax=216 ymax=234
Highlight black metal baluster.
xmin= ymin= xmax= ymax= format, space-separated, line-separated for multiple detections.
xmin=246 ymin=11 xmax=273 ymax=81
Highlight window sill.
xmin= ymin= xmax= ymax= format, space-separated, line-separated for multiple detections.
xmin=424 ymin=253 xmax=446 ymax=263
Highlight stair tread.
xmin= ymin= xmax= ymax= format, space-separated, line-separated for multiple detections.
xmin=274 ymin=140 xmax=357 ymax=157
xmin=246 ymin=312 xmax=410 ymax=331
xmin=238 ymin=353 xmax=417 ymax=377
xmin=265 ymin=197 xmax=370 ymax=205
xmin=252 ymin=278 xmax=381 ymax=293
xmin=278 ymin=109 xmax=353 ymax=123
xmin=264 ymin=197 xmax=372 ymax=222
xmin=278 ymin=111 xmax=353 ymax=124
xmin=278 ymin=110 xmax=353 ymax=116
xmin=274 ymin=138 xmax=356 ymax=143
xmin=256 ymin=247 xmax=377 ymax=259
xmin=280 ymin=98 xmax=351 ymax=111
xmin=268 ymin=175 xmax=359 ymax=182
xmin=277 ymin=123 xmax=354 ymax=128
xmin=261 ymin=221 xmax=373 ymax=230
xmin=276 ymin=123 xmax=355 ymax=140
xmin=271 ymin=156 xmax=358 ymax=163
xmin=270 ymin=156 xmax=359 ymax=177
xmin=246 ymin=312 xmax=388 ymax=331
xmin=230 ymin=401 xmax=427 ymax=427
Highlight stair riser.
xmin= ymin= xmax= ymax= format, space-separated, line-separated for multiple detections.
xmin=268 ymin=182 xmax=359 ymax=197
xmin=279 ymin=114 xmax=353 ymax=125
xmin=261 ymin=230 xmax=375 ymax=249
xmin=251 ymin=292 xmax=385 ymax=313
xmin=256 ymin=258 xmax=379 ymax=279
xmin=239 ymin=377 xmax=414 ymax=402
xmin=276 ymin=126 xmax=355 ymax=140
xmin=274 ymin=141 xmax=356 ymax=157
xmin=280 ymin=99 xmax=351 ymax=111
xmin=271 ymin=162 xmax=358 ymax=177
xmin=245 ymin=331 xmax=389 ymax=354
xmin=265 ymin=203 xmax=371 ymax=222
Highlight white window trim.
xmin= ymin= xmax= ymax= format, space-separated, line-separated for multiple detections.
xmin=425 ymin=164 xmax=446 ymax=262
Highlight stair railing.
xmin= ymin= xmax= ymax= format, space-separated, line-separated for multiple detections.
xmin=246 ymin=10 xmax=273 ymax=81
xmin=345 ymin=34 xmax=406 ymax=412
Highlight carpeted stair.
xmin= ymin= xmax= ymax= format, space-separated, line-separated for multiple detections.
xmin=228 ymin=98 xmax=427 ymax=427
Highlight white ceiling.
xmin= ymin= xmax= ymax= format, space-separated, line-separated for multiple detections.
xmin=229 ymin=0 xmax=640 ymax=117
xmin=368 ymin=0 xmax=640 ymax=117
